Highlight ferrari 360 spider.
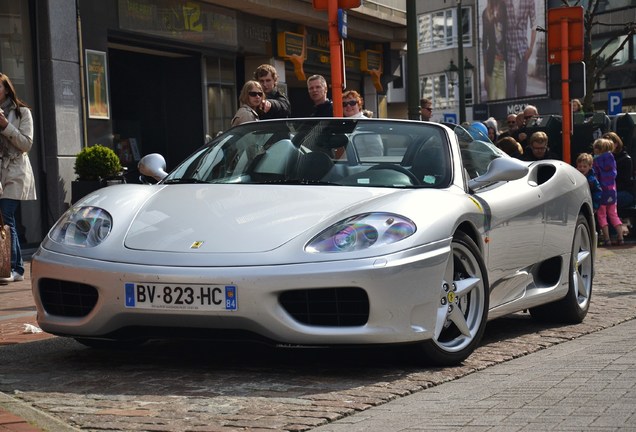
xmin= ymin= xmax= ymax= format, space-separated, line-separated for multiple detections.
xmin=31 ymin=118 xmax=595 ymax=365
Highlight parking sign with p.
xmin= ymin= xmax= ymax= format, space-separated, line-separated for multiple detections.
xmin=608 ymin=91 xmax=623 ymax=115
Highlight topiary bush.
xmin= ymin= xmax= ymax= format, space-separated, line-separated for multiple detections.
xmin=74 ymin=144 xmax=123 ymax=181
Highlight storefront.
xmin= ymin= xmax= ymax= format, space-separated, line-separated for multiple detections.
xmin=76 ymin=0 xmax=389 ymax=174
xmin=0 ymin=0 xmax=43 ymax=253
xmin=6 ymin=0 xmax=401 ymax=249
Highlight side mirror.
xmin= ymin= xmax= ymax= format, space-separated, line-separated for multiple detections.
xmin=468 ymin=157 xmax=529 ymax=190
xmin=138 ymin=153 xmax=168 ymax=182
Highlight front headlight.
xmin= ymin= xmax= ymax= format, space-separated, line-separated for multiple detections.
xmin=49 ymin=206 xmax=113 ymax=247
xmin=306 ymin=213 xmax=416 ymax=253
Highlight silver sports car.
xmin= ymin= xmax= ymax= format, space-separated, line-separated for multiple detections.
xmin=31 ymin=119 xmax=595 ymax=365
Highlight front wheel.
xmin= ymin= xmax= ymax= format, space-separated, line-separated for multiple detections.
xmin=418 ymin=231 xmax=489 ymax=366
xmin=530 ymin=213 xmax=593 ymax=323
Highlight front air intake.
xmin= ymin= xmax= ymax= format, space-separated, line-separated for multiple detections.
xmin=279 ymin=287 xmax=369 ymax=327
xmin=38 ymin=278 xmax=98 ymax=317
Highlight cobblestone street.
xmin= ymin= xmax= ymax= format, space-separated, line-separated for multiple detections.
xmin=1 ymin=245 xmax=635 ymax=431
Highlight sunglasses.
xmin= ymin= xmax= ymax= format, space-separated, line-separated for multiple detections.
xmin=248 ymin=91 xmax=263 ymax=97
xmin=343 ymin=100 xmax=358 ymax=107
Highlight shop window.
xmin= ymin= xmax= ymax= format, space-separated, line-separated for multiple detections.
xmin=0 ymin=2 xmax=28 ymax=78
xmin=205 ymin=56 xmax=236 ymax=137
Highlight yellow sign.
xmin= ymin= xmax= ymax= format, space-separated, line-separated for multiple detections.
xmin=277 ymin=32 xmax=305 ymax=58
xmin=361 ymin=49 xmax=383 ymax=92
xmin=361 ymin=49 xmax=382 ymax=73
xmin=277 ymin=31 xmax=307 ymax=81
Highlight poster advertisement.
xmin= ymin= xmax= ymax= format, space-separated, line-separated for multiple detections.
xmin=478 ymin=0 xmax=547 ymax=102
xmin=85 ymin=50 xmax=110 ymax=119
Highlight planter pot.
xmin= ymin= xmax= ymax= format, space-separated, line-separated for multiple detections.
xmin=71 ymin=180 xmax=103 ymax=204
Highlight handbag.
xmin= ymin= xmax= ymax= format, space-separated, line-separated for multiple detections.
xmin=0 ymin=212 xmax=11 ymax=279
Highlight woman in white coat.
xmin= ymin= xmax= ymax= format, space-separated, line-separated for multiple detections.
xmin=0 ymin=73 xmax=36 ymax=283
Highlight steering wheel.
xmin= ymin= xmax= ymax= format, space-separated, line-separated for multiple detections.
xmin=367 ymin=164 xmax=421 ymax=185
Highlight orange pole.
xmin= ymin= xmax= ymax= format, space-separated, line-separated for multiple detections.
xmin=328 ymin=0 xmax=343 ymax=116
xmin=561 ymin=17 xmax=571 ymax=164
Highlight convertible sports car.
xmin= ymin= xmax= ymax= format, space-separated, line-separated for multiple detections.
xmin=31 ymin=118 xmax=595 ymax=365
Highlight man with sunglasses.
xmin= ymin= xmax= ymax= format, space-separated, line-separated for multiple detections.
xmin=420 ymin=98 xmax=433 ymax=121
xmin=253 ymin=64 xmax=291 ymax=120
xmin=511 ymin=105 xmax=539 ymax=147
xmin=497 ymin=113 xmax=519 ymax=140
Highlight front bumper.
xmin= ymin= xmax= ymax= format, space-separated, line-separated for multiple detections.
xmin=31 ymin=241 xmax=450 ymax=346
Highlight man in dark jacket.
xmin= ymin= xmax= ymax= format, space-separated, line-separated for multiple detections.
xmin=253 ymin=64 xmax=291 ymax=119
xmin=307 ymin=74 xmax=333 ymax=117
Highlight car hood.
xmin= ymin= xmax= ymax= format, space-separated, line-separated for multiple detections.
xmin=124 ymin=184 xmax=397 ymax=253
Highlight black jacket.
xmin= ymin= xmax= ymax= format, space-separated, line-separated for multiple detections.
xmin=615 ymin=149 xmax=634 ymax=194
xmin=311 ymin=99 xmax=333 ymax=117
xmin=258 ymin=89 xmax=291 ymax=120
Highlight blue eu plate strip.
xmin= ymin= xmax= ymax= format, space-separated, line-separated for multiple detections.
xmin=225 ymin=285 xmax=237 ymax=310
xmin=125 ymin=283 xmax=135 ymax=307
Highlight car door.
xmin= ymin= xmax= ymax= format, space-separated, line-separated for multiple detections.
xmin=473 ymin=176 xmax=546 ymax=309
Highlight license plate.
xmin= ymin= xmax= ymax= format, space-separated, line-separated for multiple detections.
xmin=124 ymin=283 xmax=237 ymax=311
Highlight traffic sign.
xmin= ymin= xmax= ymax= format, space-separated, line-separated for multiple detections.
xmin=444 ymin=113 xmax=458 ymax=124
xmin=338 ymin=9 xmax=347 ymax=39
xmin=608 ymin=91 xmax=623 ymax=115
xmin=547 ymin=6 xmax=584 ymax=64
xmin=549 ymin=62 xmax=586 ymax=99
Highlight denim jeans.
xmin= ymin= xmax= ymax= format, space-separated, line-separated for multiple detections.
xmin=0 ymin=198 xmax=23 ymax=276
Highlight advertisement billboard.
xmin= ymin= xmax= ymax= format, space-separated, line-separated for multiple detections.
xmin=478 ymin=0 xmax=547 ymax=102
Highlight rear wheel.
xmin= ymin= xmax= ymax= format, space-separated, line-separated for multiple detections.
xmin=530 ymin=214 xmax=593 ymax=323
xmin=418 ymin=231 xmax=489 ymax=366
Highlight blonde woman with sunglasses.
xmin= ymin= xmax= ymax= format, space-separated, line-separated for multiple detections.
xmin=231 ymin=81 xmax=265 ymax=127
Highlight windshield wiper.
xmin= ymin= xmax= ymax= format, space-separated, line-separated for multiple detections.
xmin=163 ymin=178 xmax=209 ymax=184
xmin=265 ymin=179 xmax=340 ymax=185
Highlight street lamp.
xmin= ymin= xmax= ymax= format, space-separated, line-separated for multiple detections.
xmin=446 ymin=60 xmax=459 ymax=88
xmin=463 ymin=57 xmax=474 ymax=102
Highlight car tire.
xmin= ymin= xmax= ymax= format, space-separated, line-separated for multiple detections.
xmin=418 ymin=231 xmax=489 ymax=366
xmin=530 ymin=213 xmax=594 ymax=323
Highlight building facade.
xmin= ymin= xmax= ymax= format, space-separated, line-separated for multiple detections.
xmin=1 ymin=0 xmax=406 ymax=251
xmin=416 ymin=0 xmax=636 ymax=122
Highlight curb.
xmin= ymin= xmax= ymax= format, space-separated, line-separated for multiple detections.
xmin=0 ymin=392 xmax=80 ymax=432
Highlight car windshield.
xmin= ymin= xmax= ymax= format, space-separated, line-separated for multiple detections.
xmin=164 ymin=119 xmax=454 ymax=188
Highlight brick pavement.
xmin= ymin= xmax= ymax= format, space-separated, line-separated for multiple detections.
xmin=312 ymin=317 xmax=636 ymax=431
xmin=1 ymin=245 xmax=636 ymax=431
xmin=0 ymin=262 xmax=54 ymax=432
xmin=0 ymin=262 xmax=54 ymax=347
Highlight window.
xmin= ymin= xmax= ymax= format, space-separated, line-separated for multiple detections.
xmin=579 ymin=0 xmax=632 ymax=12
xmin=420 ymin=72 xmax=473 ymax=110
xmin=418 ymin=6 xmax=472 ymax=53
xmin=205 ymin=56 xmax=236 ymax=137
xmin=593 ymin=34 xmax=629 ymax=68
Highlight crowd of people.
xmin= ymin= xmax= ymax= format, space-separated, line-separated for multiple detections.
xmin=464 ymin=101 xmax=634 ymax=247
xmin=230 ymin=64 xmax=373 ymax=127
xmin=230 ymin=65 xmax=634 ymax=246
